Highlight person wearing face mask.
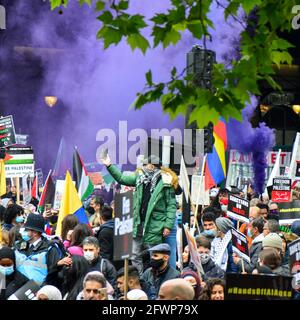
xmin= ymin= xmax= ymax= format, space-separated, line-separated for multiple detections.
xmin=233 ymin=217 xmax=265 ymax=273
xmin=14 ymin=213 xmax=61 ymax=286
xmin=200 ymin=212 xmax=218 ymax=242
xmin=268 ymin=202 xmax=280 ymax=221
xmin=101 ymin=154 xmax=177 ymax=275
xmin=82 ymin=236 xmax=116 ymax=288
xmin=2 ymin=204 xmax=25 ymax=231
xmin=141 ymin=243 xmax=180 ymax=300
xmin=0 ymin=247 xmax=30 ymax=300
xmin=183 ymin=236 xmax=224 ymax=279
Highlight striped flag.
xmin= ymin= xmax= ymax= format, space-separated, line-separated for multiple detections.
xmin=288 ymin=132 xmax=300 ymax=183
xmin=205 ymin=119 xmax=227 ymax=190
xmin=56 ymin=171 xmax=89 ymax=237
xmin=0 ymin=159 xmax=6 ymax=196
xmin=38 ymin=170 xmax=55 ymax=213
xmin=31 ymin=172 xmax=39 ymax=200
xmin=72 ymin=148 xmax=94 ymax=201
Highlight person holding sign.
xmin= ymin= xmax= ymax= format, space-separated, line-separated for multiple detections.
xmin=233 ymin=217 xmax=264 ymax=273
xmin=100 ymin=153 xmax=177 ymax=275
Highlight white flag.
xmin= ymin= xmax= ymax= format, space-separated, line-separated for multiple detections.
xmin=288 ymin=132 xmax=300 ymax=181
xmin=180 ymin=156 xmax=190 ymax=203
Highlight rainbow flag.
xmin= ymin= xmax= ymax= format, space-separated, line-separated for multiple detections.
xmin=205 ymin=119 xmax=227 ymax=190
xmin=55 ymin=171 xmax=89 ymax=237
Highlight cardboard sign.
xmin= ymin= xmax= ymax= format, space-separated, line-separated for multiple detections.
xmin=288 ymin=238 xmax=300 ymax=274
xmin=15 ymin=134 xmax=29 ymax=145
xmin=4 ymin=146 xmax=34 ymax=178
xmin=7 ymin=280 xmax=40 ymax=300
xmin=225 ymin=273 xmax=293 ymax=300
xmin=271 ymin=178 xmax=291 ymax=202
xmin=113 ymin=190 xmax=133 ymax=261
xmin=0 ymin=115 xmax=16 ymax=147
xmin=191 ymin=175 xmax=209 ymax=205
xmin=53 ymin=179 xmax=75 ymax=210
xmin=22 ymin=174 xmax=32 ymax=205
xmin=278 ymin=200 xmax=300 ymax=225
xmin=227 ymin=194 xmax=250 ymax=223
xmin=183 ymin=224 xmax=204 ymax=276
xmin=231 ymin=228 xmax=250 ymax=263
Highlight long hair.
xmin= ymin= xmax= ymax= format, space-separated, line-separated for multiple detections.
xmin=70 ymin=223 xmax=93 ymax=247
xmin=61 ymin=214 xmax=79 ymax=241
xmin=199 ymin=278 xmax=226 ymax=300
xmin=61 ymin=255 xmax=90 ymax=300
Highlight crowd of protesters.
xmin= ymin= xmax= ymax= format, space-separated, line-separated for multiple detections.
xmin=0 ymin=156 xmax=300 ymax=300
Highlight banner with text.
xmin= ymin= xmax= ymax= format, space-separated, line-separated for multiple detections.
xmin=227 ymin=194 xmax=250 ymax=223
xmin=278 ymin=200 xmax=300 ymax=225
xmin=113 ymin=190 xmax=133 ymax=261
xmin=231 ymin=228 xmax=250 ymax=263
xmin=225 ymin=273 xmax=293 ymax=300
xmin=271 ymin=177 xmax=291 ymax=203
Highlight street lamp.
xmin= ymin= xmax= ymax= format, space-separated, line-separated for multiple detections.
xmin=44 ymin=96 xmax=58 ymax=107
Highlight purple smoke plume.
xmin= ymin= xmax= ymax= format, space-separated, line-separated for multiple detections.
xmin=1 ymin=0 xmax=275 ymax=190
xmin=227 ymin=97 xmax=275 ymax=194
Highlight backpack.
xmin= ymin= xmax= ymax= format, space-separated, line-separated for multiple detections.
xmin=48 ymin=237 xmax=68 ymax=259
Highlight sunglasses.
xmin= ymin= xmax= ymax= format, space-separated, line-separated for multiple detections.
xmin=85 ymin=288 xmax=107 ymax=296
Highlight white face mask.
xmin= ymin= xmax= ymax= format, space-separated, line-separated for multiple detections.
xmin=221 ymin=205 xmax=227 ymax=212
xmin=84 ymin=251 xmax=95 ymax=262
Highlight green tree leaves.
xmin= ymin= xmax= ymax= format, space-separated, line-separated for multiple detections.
xmin=49 ymin=0 xmax=296 ymax=128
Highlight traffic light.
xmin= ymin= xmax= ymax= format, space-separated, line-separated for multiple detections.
xmin=204 ymin=122 xmax=215 ymax=153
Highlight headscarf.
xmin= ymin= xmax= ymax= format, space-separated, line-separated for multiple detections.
xmin=37 ymin=285 xmax=62 ymax=300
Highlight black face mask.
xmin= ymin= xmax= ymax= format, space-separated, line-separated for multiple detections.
xmin=150 ymin=258 xmax=165 ymax=269
xmin=87 ymin=206 xmax=95 ymax=215
xmin=49 ymin=215 xmax=58 ymax=224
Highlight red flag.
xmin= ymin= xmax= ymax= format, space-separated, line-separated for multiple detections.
xmin=31 ymin=174 xmax=38 ymax=199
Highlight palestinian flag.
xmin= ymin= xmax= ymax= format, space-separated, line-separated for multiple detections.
xmin=31 ymin=173 xmax=39 ymax=200
xmin=73 ymin=148 xmax=94 ymax=201
xmin=38 ymin=170 xmax=55 ymax=213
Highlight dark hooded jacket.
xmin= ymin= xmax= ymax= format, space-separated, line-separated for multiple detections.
xmin=96 ymin=219 xmax=114 ymax=262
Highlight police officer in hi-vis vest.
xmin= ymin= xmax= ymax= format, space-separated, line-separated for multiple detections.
xmin=15 ymin=213 xmax=61 ymax=286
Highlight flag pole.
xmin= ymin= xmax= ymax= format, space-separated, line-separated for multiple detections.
xmin=241 ymin=257 xmax=245 ymax=273
xmin=124 ymin=257 xmax=129 ymax=300
xmin=16 ymin=177 xmax=20 ymax=204
xmin=193 ymin=154 xmax=207 ymax=232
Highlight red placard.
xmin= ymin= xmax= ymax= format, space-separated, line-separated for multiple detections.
xmin=271 ymin=190 xmax=291 ymax=202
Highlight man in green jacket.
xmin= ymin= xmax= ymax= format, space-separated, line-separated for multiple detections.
xmin=100 ymin=154 xmax=177 ymax=274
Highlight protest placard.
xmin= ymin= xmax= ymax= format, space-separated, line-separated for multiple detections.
xmin=227 ymin=194 xmax=250 ymax=223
